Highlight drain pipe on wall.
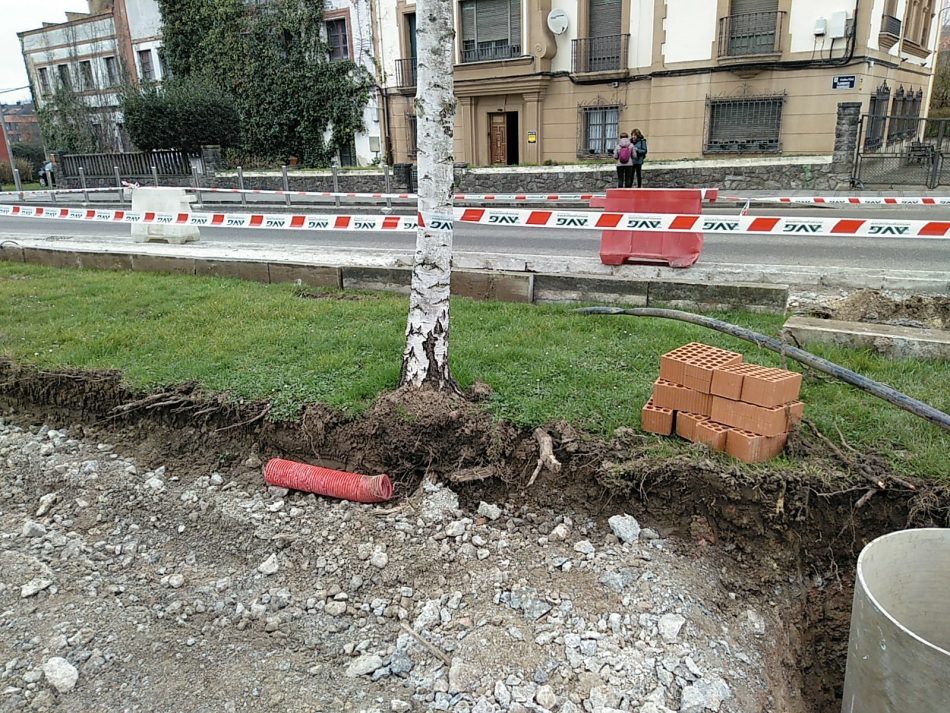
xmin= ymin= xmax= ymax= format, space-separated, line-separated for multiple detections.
xmin=576 ymin=306 xmax=950 ymax=432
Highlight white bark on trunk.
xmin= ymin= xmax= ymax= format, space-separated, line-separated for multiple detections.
xmin=400 ymin=0 xmax=459 ymax=391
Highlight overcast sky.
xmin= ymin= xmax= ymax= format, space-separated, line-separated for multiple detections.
xmin=1 ymin=1 xmax=90 ymax=104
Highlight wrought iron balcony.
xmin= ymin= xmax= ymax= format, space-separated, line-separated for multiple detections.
xmin=460 ymin=43 xmax=521 ymax=64
xmin=880 ymin=14 xmax=902 ymax=38
xmin=572 ymin=34 xmax=629 ymax=74
xmin=718 ymin=11 xmax=785 ymax=58
xmin=395 ymin=58 xmax=417 ymax=88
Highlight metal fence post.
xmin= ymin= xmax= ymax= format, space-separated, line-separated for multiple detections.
xmin=113 ymin=165 xmax=124 ymax=204
xmin=192 ymin=164 xmax=203 ymax=208
xmin=384 ymin=163 xmax=392 ymax=210
xmin=332 ymin=165 xmax=340 ymax=208
xmin=281 ymin=164 xmax=291 ymax=207
xmin=12 ymin=168 xmax=23 ymax=201
xmin=237 ymin=166 xmax=247 ymax=206
xmin=151 ymin=165 xmax=159 ymax=187
xmin=78 ymin=167 xmax=89 ymax=203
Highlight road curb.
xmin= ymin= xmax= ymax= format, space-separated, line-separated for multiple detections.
xmin=1 ymin=245 xmax=790 ymax=313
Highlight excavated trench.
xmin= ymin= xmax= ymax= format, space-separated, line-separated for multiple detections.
xmin=1 ymin=359 xmax=947 ymax=713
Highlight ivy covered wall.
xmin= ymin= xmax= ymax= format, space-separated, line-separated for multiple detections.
xmin=156 ymin=0 xmax=374 ymax=166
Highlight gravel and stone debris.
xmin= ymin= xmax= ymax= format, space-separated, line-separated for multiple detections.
xmin=0 ymin=413 xmax=796 ymax=712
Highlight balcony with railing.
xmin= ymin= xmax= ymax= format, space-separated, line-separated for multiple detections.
xmin=572 ymin=34 xmax=629 ymax=74
xmin=460 ymin=41 xmax=521 ymax=64
xmin=394 ymin=58 xmax=417 ymax=90
xmin=718 ymin=11 xmax=785 ymax=59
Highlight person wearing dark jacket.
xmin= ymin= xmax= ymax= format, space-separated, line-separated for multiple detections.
xmin=630 ymin=128 xmax=647 ymax=188
xmin=613 ymin=133 xmax=635 ymax=188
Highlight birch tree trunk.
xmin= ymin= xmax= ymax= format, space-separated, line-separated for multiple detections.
xmin=399 ymin=0 xmax=459 ymax=391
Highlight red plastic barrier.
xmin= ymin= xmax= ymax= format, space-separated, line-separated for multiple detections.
xmin=592 ymin=188 xmax=707 ymax=268
xmin=263 ymin=458 xmax=393 ymax=503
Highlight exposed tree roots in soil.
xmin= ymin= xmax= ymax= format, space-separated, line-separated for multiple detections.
xmin=1 ymin=358 xmax=948 ymax=713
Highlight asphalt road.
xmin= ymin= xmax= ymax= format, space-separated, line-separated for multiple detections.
xmin=1 ymin=203 xmax=949 ymax=270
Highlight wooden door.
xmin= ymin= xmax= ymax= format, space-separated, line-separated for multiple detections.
xmin=489 ymin=113 xmax=507 ymax=165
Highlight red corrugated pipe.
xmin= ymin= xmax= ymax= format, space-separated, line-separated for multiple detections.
xmin=264 ymin=458 xmax=393 ymax=503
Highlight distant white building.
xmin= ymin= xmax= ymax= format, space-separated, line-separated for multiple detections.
xmin=323 ymin=0 xmax=384 ymax=166
xmin=18 ymin=0 xmax=165 ymax=152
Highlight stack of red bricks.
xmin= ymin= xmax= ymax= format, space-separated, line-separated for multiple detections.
xmin=641 ymin=342 xmax=804 ymax=463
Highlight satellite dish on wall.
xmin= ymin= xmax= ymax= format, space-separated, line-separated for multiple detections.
xmin=547 ymin=9 xmax=569 ymax=36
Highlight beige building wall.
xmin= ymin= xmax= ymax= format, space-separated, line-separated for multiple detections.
xmin=376 ymin=0 xmax=940 ymax=165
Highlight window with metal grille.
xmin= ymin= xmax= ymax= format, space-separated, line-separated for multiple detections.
xmin=139 ymin=50 xmax=154 ymax=81
xmin=865 ymin=83 xmax=890 ymax=150
xmin=460 ymin=0 xmax=522 ymax=63
xmin=580 ymin=105 xmax=619 ymax=156
xmin=705 ymin=95 xmax=783 ymax=153
xmin=722 ymin=0 xmax=781 ymax=57
xmin=38 ymin=68 xmax=51 ymax=95
xmin=56 ymin=65 xmax=71 ymax=90
xmin=326 ymin=18 xmax=349 ymax=60
xmin=79 ymin=61 xmax=94 ymax=90
xmin=406 ymin=114 xmax=418 ymax=158
xmin=104 ymin=56 xmax=119 ymax=86
xmin=339 ymin=138 xmax=357 ymax=166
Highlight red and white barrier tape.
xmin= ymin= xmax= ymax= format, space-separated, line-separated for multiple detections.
xmin=0 ymin=187 xmax=122 ymax=198
xmin=721 ymin=195 xmax=950 ymax=206
xmin=3 ymin=204 xmax=950 ymax=239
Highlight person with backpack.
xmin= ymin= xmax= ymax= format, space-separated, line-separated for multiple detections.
xmin=631 ymin=128 xmax=648 ymax=188
xmin=613 ymin=132 xmax=635 ymax=188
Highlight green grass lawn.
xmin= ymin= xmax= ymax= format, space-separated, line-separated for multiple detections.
xmin=0 ymin=262 xmax=946 ymax=478
xmin=1 ymin=182 xmax=42 ymax=192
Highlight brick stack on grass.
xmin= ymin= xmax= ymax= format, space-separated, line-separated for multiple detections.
xmin=641 ymin=343 xmax=804 ymax=463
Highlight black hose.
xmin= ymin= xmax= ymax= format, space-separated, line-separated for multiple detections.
xmin=576 ymin=306 xmax=950 ymax=433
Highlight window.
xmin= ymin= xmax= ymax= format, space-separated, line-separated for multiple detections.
xmin=56 ymin=64 xmax=71 ymax=90
xmin=720 ymin=0 xmax=782 ymax=57
xmin=138 ymin=49 xmax=154 ymax=81
xmin=706 ymin=95 xmax=784 ymax=153
xmin=338 ymin=137 xmax=357 ymax=166
xmin=326 ymin=18 xmax=349 ymax=60
xmin=80 ymin=61 xmax=94 ymax=90
xmin=581 ymin=105 xmax=619 ymax=156
xmin=865 ymin=83 xmax=890 ymax=151
xmin=38 ymin=68 xmax=51 ymax=94
xmin=407 ymin=114 xmax=418 ymax=158
xmin=104 ymin=56 xmax=118 ymax=86
xmin=158 ymin=49 xmax=169 ymax=79
xmin=460 ymin=0 xmax=522 ymax=63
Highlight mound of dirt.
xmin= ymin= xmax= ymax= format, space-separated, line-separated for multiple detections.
xmin=809 ymin=290 xmax=950 ymax=329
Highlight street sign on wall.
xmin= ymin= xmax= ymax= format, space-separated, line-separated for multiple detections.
xmin=833 ymin=75 xmax=856 ymax=89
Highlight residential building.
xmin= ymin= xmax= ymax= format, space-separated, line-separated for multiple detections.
xmin=18 ymin=0 xmax=166 ymax=153
xmin=375 ymin=0 xmax=941 ymax=165
xmin=1 ymin=102 xmax=43 ymax=146
xmin=325 ymin=0 xmax=384 ymax=165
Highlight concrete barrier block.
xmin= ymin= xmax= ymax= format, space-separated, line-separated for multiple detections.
xmin=76 ymin=252 xmax=134 ymax=271
xmin=22 ymin=248 xmax=79 ymax=269
xmin=130 ymin=187 xmax=200 ymax=243
xmin=533 ymin=275 xmax=649 ymax=305
xmin=453 ymin=271 xmax=533 ymax=303
xmin=130 ymin=254 xmax=196 ymax=275
xmin=341 ymin=267 xmax=412 ymax=294
xmin=0 ymin=243 xmax=25 ymax=263
xmin=783 ymin=316 xmax=950 ymax=360
xmin=648 ymin=281 xmax=788 ymax=312
xmin=195 ymin=259 xmax=270 ymax=283
xmin=269 ymin=263 xmax=343 ymax=290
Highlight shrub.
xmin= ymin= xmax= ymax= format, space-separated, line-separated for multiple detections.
xmin=0 ymin=158 xmax=36 ymax=184
xmin=121 ymin=76 xmax=241 ymax=154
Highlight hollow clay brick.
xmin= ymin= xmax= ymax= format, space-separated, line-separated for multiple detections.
xmin=675 ymin=412 xmax=707 ymax=442
xmin=653 ymin=379 xmax=712 ymax=416
xmin=711 ymin=363 xmax=803 ymax=407
xmin=641 ymin=398 xmax=674 ymax=436
xmin=659 ymin=342 xmax=742 ymax=388
xmin=726 ymin=429 xmax=788 ymax=463
xmin=693 ymin=419 xmax=729 ymax=452
xmin=710 ymin=397 xmax=804 ymax=437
